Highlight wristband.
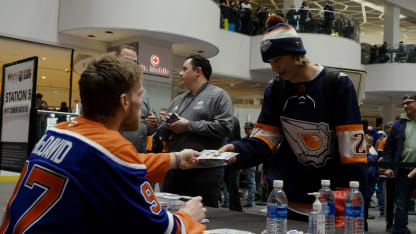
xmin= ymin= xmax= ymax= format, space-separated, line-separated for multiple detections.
xmin=174 ymin=152 xmax=181 ymax=169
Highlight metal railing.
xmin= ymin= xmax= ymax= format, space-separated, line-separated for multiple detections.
xmin=35 ymin=110 xmax=79 ymax=143
xmin=361 ymin=43 xmax=416 ymax=64
xmin=219 ymin=6 xmax=360 ymax=42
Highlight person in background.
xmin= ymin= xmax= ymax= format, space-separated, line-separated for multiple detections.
xmin=117 ymin=45 xmax=157 ymax=153
xmin=240 ymin=122 xmax=257 ymax=207
xmin=323 ymin=1 xmax=335 ymax=35
xmin=158 ymin=54 xmax=234 ymax=208
xmin=240 ymin=0 xmax=253 ymax=35
xmin=0 ymin=56 xmax=206 ymax=233
xmin=383 ymin=94 xmax=416 ymax=234
xmin=35 ymin=93 xmax=43 ymax=109
xmin=220 ymin=15 xmax=367 ymax=221
xmin=299 ymin=2 xmax=312 ymax=32
xmin=222 ymin=116 xmax=243 ymax=211
xmin=152 ymin=108 xmax=168 ymax=153
xmin=376 ymin=121 xmax=394 ymax=228
xmin=286 ymin=4 xmax=299 ymax=29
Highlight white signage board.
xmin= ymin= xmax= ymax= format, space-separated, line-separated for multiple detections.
xmin=1 ymin=57 xmax=38 ymax=171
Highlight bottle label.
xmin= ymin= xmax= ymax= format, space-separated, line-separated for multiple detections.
xmin=327 ymin=202 xmax=335 ymax=216
xmin=267 ymin=204 xmax=287 ymax=220
xmin=345 ymin=205 xmax=364 ymax=218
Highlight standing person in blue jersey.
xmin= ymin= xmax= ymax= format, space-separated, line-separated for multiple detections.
xmin=383 ymin=94 xmax=416 ymax=234
xmin=158 ymin=54 xmax=234 ymax=208
xmin=220 ymin=15 xmax=368 ymax=221
xmin=118 ymin=45 xmax=157 ymax=153
xmin=0 ymin=56 xmax=206 ymax=234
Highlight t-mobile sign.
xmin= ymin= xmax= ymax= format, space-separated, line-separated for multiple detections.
xmin=139 ymin=42 xmax=172 ymax=82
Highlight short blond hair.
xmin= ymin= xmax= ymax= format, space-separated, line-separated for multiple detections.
xmin=294 ymin=55 xmax=310 ymax=66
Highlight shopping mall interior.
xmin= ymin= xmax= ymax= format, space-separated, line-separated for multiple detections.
xmin=0 ymin=0 xmax=416 ymax=233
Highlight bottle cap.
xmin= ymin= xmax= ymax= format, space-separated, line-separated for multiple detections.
xmin=307 ymin=192 xmax=321 ymax=211
xmin=273 ymin=180 xmax=283 ymax=188
xmin=321 ymin=180 xmax=330 ymax=186
xmin=349 ymin=181 xmax=359 ymax=188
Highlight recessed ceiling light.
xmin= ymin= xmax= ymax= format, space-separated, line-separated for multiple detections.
xmin=41 ymin=76 xmax=46 ymax=79
xmin=105 ymin=31 xmax=113 ymax=34
xmin=42 ymin=57 xmax=46 ymax=60
xmin=197 ymin=50 xmax=204 ymax=53
xmin=88 ymin=34 xmax=95 ymax=38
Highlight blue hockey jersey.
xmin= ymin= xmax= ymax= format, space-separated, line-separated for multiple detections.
xmin=233 ymin=66 xmax=368 ymax=213
xmin=0 ymin=116 xmax=205 ymax=233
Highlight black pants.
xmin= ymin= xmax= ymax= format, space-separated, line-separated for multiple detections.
xmin=162 ymin=167 xmax=224 ymax=208
xmin=384 ymin=179 xmax=396 ymax=227
xmin=223 ymin=166 xmax=242 ymax=211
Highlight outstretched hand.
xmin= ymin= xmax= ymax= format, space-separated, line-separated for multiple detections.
xmin=218 ymin=144 xmax=237 ymax=165
xmin=178 ymin=149 xmax=200 ymax=169
xmin=408 ymin=168 xmax=416 ymax=178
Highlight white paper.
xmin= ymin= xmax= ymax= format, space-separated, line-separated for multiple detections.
xmin=198 ymin=150 xmax=239 ymax=160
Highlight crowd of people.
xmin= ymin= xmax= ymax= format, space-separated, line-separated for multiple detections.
xmin=1 ymin=12 xmax=415 ymax=234
xmin=218 ymin=0 xmax=358 ymax=40
xmin=367 ymin=41 xmax=415 ymax=64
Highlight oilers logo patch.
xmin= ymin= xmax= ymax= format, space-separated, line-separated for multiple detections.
xmin=280 ymin=116 xmax=334 ymax=168
xmin=261 ymin=40 xmax=272 ymax=53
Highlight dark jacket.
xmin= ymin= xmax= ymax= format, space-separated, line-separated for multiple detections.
xmin=383 ymin=119 xmax=406 ymax=174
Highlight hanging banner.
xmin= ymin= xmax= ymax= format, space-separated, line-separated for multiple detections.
xmin=0 ymin=57 xmax=38 ymax=172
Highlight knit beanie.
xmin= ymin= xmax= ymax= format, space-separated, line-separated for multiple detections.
xmin=260 ymin=15 xmax=307 ymax=63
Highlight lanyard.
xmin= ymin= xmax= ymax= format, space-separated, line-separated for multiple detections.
xmin=175 ymin=82 xmax=209 ymax=115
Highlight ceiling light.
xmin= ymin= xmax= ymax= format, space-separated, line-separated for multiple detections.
xmin=42 ymin=57 xmax=46 ymax=60
xmin=41 ymin=76 xmax=46 ymax=79
xmin=88 ymin=34 xmax=95 ymax=38
xmin=105 ymin=31 xmax=113 ymax=34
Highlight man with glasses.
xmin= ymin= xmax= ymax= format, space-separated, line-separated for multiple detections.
xmin=384 ymin=94 xmax=416 ymax=234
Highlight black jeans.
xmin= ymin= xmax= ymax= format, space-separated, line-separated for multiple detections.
xmin=162 ymin=167 xmax=224 ymax=208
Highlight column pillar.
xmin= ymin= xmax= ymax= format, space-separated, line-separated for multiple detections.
xmin=382 ymin=98 xmax=400 ymax=125
xmin=383 ymin=3 xmax=400 ymax=46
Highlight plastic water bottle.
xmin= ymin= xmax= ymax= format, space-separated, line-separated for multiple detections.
xmin=308 ymin=192 xmax=326 ymax=234
xmin=319 ymin=180 xmax=335 ymax=234
xmin=344 ymin=181 xmax=364 ymax=234
xmin=266 ymin=180 xmax=288 ymax=234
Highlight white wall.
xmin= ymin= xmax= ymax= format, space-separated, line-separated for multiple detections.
xmin=250 ymin=33 xmax=362 ymax=71
xmin=0 ymin=0 xmax=59 ymax=44
xmin=365 ymin=63 xmax=416 ymax=93
xmin=210 ymin=30 xmax=252 ymax=80
xmin=59 ymin=0 xmax=220 ymax=56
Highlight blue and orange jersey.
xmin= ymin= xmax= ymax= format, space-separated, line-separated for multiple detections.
xmin=233 ymin=66 xmax=368 ymax=206
xmin=0 ymin=116 xmax=205 ymax=233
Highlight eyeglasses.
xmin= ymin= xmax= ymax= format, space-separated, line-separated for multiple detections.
xmin=401 ymin=100 xmax=416 ymax=107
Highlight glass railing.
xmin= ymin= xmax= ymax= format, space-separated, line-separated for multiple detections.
xmin=35 ymin=110 xmax=79 ymax=143
xmin=361 ymin=43 xmax=416 ymax=64
xmin=218 ymin=6 xmax=360 ymax=42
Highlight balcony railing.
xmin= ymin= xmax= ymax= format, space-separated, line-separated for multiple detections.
xmin=219 ymin=5 xmax=360 ymax=42
xmin=361 ymin=43 xmax=416 ymax=64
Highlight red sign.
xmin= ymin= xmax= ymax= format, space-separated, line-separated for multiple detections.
xmin=150 ymin=54 xmax=160 ymax=67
